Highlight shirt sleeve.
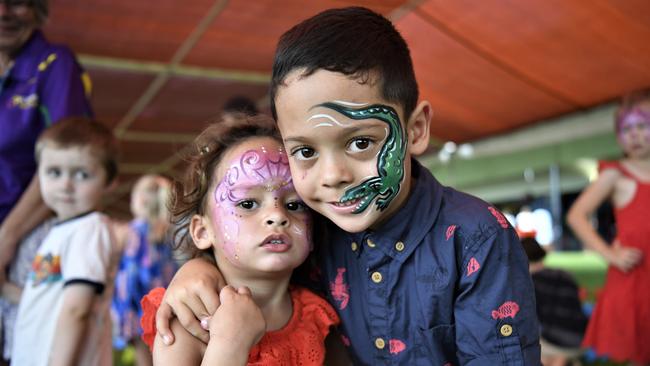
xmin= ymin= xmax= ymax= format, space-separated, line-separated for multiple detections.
xmin=61 ymin=217 xmax=113 ymax=293
xmin=38 ymin=48 xmax=94 ymax=124
xmin=454 ymin=224 xmax=541 ymax=365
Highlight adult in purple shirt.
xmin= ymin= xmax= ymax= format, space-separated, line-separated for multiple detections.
xmin=0 ymin=0 xmax=93 ymax=280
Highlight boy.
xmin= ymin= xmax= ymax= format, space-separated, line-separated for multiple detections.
xmin=157 ymin=7 xmax=541 ymax=365
xmin=11 ymin=118 xmax=119 ymax=366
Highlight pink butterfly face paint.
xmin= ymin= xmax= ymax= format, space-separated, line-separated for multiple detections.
xmin=210 ymin=139 xmax=312 ymax=271
xmin=617 ymin=107 xmax=650 ymax=158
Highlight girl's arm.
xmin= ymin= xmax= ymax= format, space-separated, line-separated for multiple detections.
xmin=567 ymin=168 xmax=642 ymax=272
xmin=156 ymin=257 xmax=226 ymax=344
xmin=202 ymin=286 xmax=265 ymax=366
xmin=153 ymin=318 xmax=206 ymax=365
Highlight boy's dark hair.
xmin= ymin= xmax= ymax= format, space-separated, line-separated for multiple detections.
xmin=171 ymin=114 xmax=281 ymax=259
xmin=222 ymin=96 xmax=259 ymax=116
xmin=35 ymin=117 xmax=119 ymax=184
xmin=270 ymin=6 xmax=418 ymax=121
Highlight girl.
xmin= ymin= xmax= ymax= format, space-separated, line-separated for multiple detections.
xmin=112 ymin=175 xmax=178 ymax=366
xmin=140 ymin=115 xmax=342 ymax=365
xmin=567 ymin=91 xmax=650 ymax=365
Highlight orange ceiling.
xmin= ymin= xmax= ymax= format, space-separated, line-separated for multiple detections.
xmin=43 ymin=0 xmax=650 ymax=217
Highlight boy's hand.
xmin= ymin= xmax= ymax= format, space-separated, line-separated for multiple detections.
xmin=156 ymin=258 xmax=225 ymax=345
xmin=208 ymin=286 xmax=266 ymax=350
xmin=608 ymin=239 xmax=643 ymax=272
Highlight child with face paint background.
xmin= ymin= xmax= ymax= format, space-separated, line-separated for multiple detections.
xmin=153 ymin=7 xmax=541 ymax=365
xmin=567 ymin=91 xmax=650 ymax=365
xmin=139 ymin=115 xmax=343 ymax=365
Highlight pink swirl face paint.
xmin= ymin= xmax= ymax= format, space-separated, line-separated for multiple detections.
xmin=210 ymin=143 xmax=311 ymax=268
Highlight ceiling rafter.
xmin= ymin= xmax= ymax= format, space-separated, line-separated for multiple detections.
xmin=113 ymin=0 xmax=231 ymax=138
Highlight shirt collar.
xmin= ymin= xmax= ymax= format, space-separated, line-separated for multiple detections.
xmin=10 ymin=29 xmax=47 ymax=81
xmin=347 ymin=159 xmax=443 ymax=262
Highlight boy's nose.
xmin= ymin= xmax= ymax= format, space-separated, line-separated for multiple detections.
xmin=62 ymin=176 xmax=74 ymax=192
xmin=319 ymin=156 xmax=353 ymax=188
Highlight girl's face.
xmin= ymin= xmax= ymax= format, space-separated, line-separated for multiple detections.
xmin=618 ymin=107 xmax=650 ymax=159
xmin=201 ymin=136 xmax=312 ymax=275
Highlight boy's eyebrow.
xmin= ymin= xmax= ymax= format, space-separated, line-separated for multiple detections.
xmin=283 ymin=121 xmax=388 ymax=145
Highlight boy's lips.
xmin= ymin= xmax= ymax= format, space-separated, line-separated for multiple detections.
xmin=260 ymin=234 xmax=292 ymax=253
xmin=328 ymin=197 xmax=363 ymax=213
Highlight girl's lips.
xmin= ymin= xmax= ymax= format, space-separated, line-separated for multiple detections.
xmin=260 ymin=234 xmax=292 ymax=253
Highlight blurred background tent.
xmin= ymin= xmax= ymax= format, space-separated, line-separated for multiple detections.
xmin=44 ymin=0 xmax=650 ymax=219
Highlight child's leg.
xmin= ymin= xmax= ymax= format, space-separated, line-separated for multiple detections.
xmin=134 ymin=338 xmax=152 ymax=366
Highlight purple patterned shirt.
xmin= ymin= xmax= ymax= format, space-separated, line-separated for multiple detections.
xmin=0 ymin=30 xmax=93 ymax=223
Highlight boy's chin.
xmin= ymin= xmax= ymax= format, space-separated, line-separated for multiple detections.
xmin=322 ymin=210 xmax=384 ymax=233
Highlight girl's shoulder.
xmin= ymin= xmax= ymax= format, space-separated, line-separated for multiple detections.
xmin=598 ymin=160 xmax=623 ymax=174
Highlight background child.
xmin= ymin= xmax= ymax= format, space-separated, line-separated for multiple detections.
xmin=111 ymin=174 xmax=178 ymax=366
xmin=567 ymin=91 xmax=650 ymax=365
xmin=11 ymin=117 xmax=119 ymax=366
xmin=521 ymin=236 xmax=587 ymax=366
xmin=155 ymin=6 xmax=541 ymax=365
xmin=140 ymin=115 xmax=342 ymax=365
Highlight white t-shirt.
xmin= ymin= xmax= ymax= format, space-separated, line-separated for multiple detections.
xmin=12 ymin=212 xmax=118 ymax=366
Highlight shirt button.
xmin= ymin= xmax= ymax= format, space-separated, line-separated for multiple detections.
xmin=500 ymin=324 xmax=513 ymax=337
xmin=367 ymin=239 xmax=376 ymax=248
xmin=374 ymin=337 xmax=386 ymax=349
xmin=351 ymin=241 xmax=358 ymax=251
xmin=395 ymin=241 xmax=405 ymax=251
xmin=371 ymin=271 xmax=383 ymax=283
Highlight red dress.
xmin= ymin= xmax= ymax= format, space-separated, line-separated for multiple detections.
xmin=582 ymin=161 xmax=650 ymax=363
xmin=140 ymin=286 xmax=339 ymax=366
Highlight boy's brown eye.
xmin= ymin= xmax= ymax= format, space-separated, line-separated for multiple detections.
xmin=294 ymin=147 xmax=316 ymax=160
xmin=350 ymin=138 xmax=372 ymax=152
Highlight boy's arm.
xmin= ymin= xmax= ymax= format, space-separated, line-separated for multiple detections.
xmin=48 ymin=284 xmax=96 ymax=366
xmin=156 ymin=257 xmax=225 ymax=345
xmin=454 ymin=225 xmax=541 ymax=365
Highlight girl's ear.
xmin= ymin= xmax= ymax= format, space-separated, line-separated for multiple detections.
xmin=190 ymin=214 xmax=214 ymax=250
xmin=407 ymin=101 xmax=432 ymax=156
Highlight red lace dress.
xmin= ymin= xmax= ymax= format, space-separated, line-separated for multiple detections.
xmin=141 ymin=286 xmax=339 ymax=366
xmin=582 ymin=161 xmax=650 ymax=363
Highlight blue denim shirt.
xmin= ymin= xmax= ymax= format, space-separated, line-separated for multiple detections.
xmin=316 ymin=160 xmax=541 ymax=365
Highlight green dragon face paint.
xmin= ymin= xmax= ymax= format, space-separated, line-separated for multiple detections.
xmin=317 ymin=102 xmax=407 ymax=214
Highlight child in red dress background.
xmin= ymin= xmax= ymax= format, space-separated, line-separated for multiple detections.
xmin=568 ymin=91 xmax=650 ymax=365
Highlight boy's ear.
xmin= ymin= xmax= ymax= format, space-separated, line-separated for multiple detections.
xmin=406 ymin=101 xmax=432 ymax=156
xmin=190 ymin=214 xmax=214 ymax=250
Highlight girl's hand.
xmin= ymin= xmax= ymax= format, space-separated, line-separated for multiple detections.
xmin=608 ymin=240 xmax=643 ymax=272
xmin=156 ymin=258 xmax=225 ymax=345
xmin=208 ymin=286 xmax=266 ymax=351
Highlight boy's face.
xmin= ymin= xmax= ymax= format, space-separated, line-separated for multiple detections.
xmin=197 ymin=137 xmax=312 ymax=275
xmin=275 ymin=69 xmax=415 ymax=233
xmin=38 ymin=145 xmax=108 ymax=221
